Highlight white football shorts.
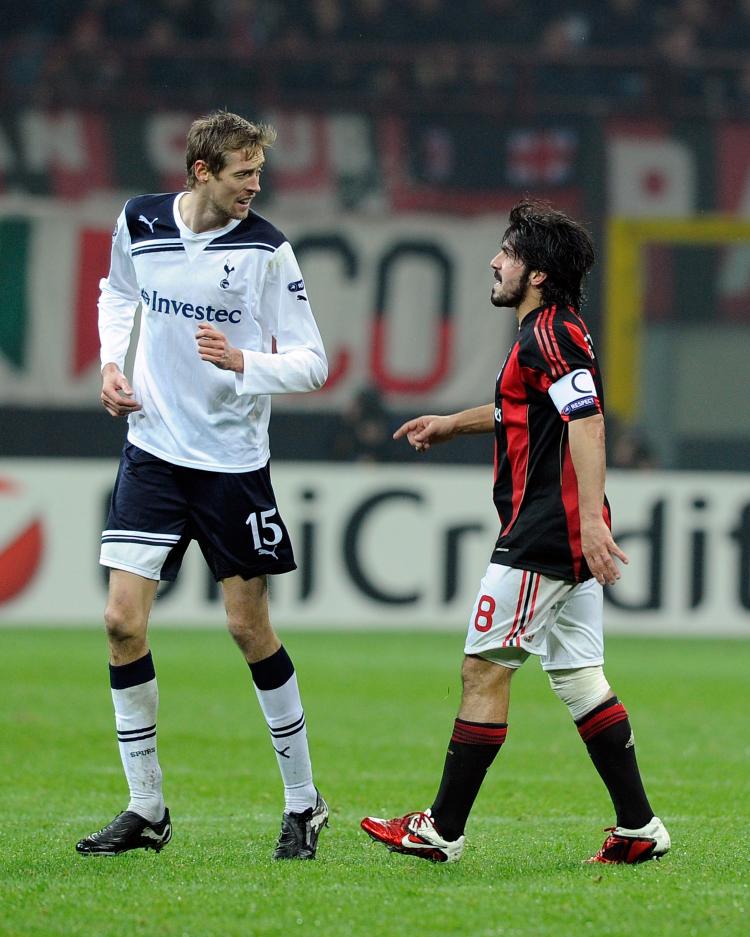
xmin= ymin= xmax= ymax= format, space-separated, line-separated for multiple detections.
xmin=463 ymin=562 xmax=604 ymax=671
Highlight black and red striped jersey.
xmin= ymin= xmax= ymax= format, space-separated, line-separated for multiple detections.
xmin=491 ymin=303 xmax=610 ymax=582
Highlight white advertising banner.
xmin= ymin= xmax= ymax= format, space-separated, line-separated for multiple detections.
xmin=1 ymin=460 xmax=749 ymax=635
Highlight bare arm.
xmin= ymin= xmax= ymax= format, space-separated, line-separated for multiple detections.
xmin=393 ymin=404 xmax=494 ymax=452
xmin=567 ymin=413 xmax=628 ymax=586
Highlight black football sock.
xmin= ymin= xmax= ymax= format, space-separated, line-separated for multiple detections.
xmin=576 ymin=696 xmax=653 ymax=829
xmin=429 ymin=719 xmax=507 ymax=842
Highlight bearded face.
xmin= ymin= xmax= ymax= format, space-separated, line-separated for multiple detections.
xmin=490 ymin=247 xmax=531 ymax=308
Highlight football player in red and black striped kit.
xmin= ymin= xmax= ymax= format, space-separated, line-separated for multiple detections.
xmin=361 ymin=199 xmax=670 ymax=865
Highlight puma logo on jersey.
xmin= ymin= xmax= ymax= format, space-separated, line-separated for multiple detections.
xmin=138 ymin=215 xmax=158 ymax=233
xmin=220 ymin=262 xmax=235 ymax=289
xmin=258 ymin=546 xmax=279 ymax=559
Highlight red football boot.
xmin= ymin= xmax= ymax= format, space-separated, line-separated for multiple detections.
xmin=586 ymin=817 xmax=670 ymax=864
xmin=361 ymin=809 xmax=464 ymax=863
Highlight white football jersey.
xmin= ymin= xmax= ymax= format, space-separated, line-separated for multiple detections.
xmin=98 ymin=192 xmax=328 ymax=472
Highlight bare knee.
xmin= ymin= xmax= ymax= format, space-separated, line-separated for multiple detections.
xmin=461 ymin=655 xmax=512 ymax=694
xmin=226 ymin=611 xmax=270 ymax=652
xmin=223 ymin=575 xmax=278 ymax=662
xmin=103 ymin=601 xmax=148 ymax=665
xmin=104 ymin=595 xmax=148 ymax=638
xmin=104 ymin=602 xmax=128 ymax=644
xmin=225 ymin=576 xmax=266 ymax=637
xmin=104 ymin=571 xmax=155 ymax=661
xmin=459 ymin=655 xmax=514 ymax=723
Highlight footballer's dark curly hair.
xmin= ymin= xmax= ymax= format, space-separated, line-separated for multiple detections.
xmin=501 ymin=199 xmax=596 ymax=309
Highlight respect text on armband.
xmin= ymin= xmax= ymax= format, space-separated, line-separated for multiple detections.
xmin=562 ymin=396 xmax=596 ymax=415
xmin=140 ymin=288 xmax=243 ymax=324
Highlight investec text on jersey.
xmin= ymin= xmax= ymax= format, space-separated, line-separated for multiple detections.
xmin=139 ymin=288 xmax=242 ymax=324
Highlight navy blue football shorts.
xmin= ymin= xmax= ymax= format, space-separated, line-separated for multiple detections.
xmin=100 ymin=443 xmax=296 ymax=582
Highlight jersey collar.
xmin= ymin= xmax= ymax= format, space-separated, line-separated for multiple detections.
xmin=172 ymin=192 xmax=242 ymax=241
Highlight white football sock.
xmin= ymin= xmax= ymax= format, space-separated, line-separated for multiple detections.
xmin=254 ymin=673 xmax=317 ymax=813
xmin=111 ymin=678 xmax=165 ymax=824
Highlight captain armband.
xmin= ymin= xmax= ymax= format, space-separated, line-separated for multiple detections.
xmin=547 ymin=369 xmax=600 ymax=421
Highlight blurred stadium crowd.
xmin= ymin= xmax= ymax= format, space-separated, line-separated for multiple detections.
xmin=3 ymin=0 xmax=749 ymax=114
xmin=2 ymin=1 xmax=749 ymax=472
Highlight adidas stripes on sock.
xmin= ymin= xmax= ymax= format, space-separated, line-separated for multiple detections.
xmin=430 ymin=718 xmax=508 ymax=842
xmin=576 ymin=696 xmax=653 ymax=829
xmin=249 ymin=645 xmax=317 ymax=814
xmin=110 ymin=651 xmax=165 ymax=824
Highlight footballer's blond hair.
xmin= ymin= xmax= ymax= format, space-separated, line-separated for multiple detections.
xmin=185 ymin=111 xmax=276 ymax=189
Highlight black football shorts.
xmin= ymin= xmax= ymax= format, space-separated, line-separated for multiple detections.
xmin=100 ymin=443 xmax=296 ymax=581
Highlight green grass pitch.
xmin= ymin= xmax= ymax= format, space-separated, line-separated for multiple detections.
xmin=1 ymin=628 xmax=748 ymax=937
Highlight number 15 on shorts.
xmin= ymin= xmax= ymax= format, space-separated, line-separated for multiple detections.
xmin=246 ymin=508 xmax=282 ymax=556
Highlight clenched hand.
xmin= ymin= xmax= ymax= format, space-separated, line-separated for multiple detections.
xmin=196 ymin=324 xmax=244 ymax=372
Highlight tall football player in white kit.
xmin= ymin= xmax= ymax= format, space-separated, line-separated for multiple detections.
xmin=76 ymin=112 xmax=329 ymax=860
